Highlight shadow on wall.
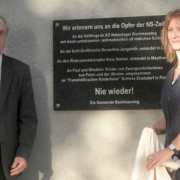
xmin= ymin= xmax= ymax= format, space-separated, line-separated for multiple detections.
xmin=6 ymin=28 xmax=53 ymax=180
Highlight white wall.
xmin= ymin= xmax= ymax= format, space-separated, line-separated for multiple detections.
xmin=0 ymin=1 xmax=179 ymax=180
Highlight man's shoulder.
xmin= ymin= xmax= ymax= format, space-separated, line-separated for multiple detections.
xmin=3 ymin=54 xmax=29 ymax=69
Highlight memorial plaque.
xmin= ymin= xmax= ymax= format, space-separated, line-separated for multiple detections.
xmin=53 ymin=15 xmax=171 ymax=110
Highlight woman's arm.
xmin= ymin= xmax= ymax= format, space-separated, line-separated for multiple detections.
xmin=146 ymin=127 xmax=180 ymax=171
xmin=171 ymin=133 xmax=180 ymax=152
xmin=148 ymin=115 xmax=166 ymax=135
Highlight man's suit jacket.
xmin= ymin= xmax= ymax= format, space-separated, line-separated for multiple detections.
xmin=0 ymin=54 xmax=38 ymax=180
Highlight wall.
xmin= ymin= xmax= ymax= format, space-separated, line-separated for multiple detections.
xmin=0 ymin=1 xmax=179 ymax=180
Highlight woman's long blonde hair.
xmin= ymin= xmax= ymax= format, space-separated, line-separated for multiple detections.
xmin=161 ymin=9 xmax=180 ymax=63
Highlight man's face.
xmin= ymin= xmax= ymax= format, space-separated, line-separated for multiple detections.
xmin=0 ymin=18 xmax=8 ymax=54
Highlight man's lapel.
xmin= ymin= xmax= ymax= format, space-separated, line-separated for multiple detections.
xmin=0 ymin=54 xmax=13 ymax=113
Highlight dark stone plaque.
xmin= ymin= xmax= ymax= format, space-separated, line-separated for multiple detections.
xmin=53 ymin=15 xmax=171 ymax=110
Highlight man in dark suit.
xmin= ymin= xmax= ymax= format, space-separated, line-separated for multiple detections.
xmin=0 ymin=16 xmax=38 ymax=179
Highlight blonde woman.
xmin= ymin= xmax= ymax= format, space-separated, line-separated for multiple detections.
xmin=146 ymin=9 xmax=180 ymax=179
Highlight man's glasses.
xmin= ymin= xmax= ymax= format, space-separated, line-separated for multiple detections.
xmin=0 ymin=30 xmax=7 ymax=37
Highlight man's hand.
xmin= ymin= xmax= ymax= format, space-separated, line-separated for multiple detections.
xmin=10 ymin=157 xmax=27 ymax=176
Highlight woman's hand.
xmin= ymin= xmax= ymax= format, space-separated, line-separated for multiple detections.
xmin=146 ymin=148 xmax=174 ymax=170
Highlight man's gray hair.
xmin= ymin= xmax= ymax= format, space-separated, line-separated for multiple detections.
xmin=0 ymin=16 xmax=10 ymax=33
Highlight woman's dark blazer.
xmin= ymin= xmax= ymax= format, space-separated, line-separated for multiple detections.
xmin=161 ymin=64 xmax=180 ymax=159
xmin=0 ymin=54 xmax=38 ymax=180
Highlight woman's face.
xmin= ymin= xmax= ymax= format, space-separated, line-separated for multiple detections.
xmin=168 ymin=17 xmax=180 ymax=51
